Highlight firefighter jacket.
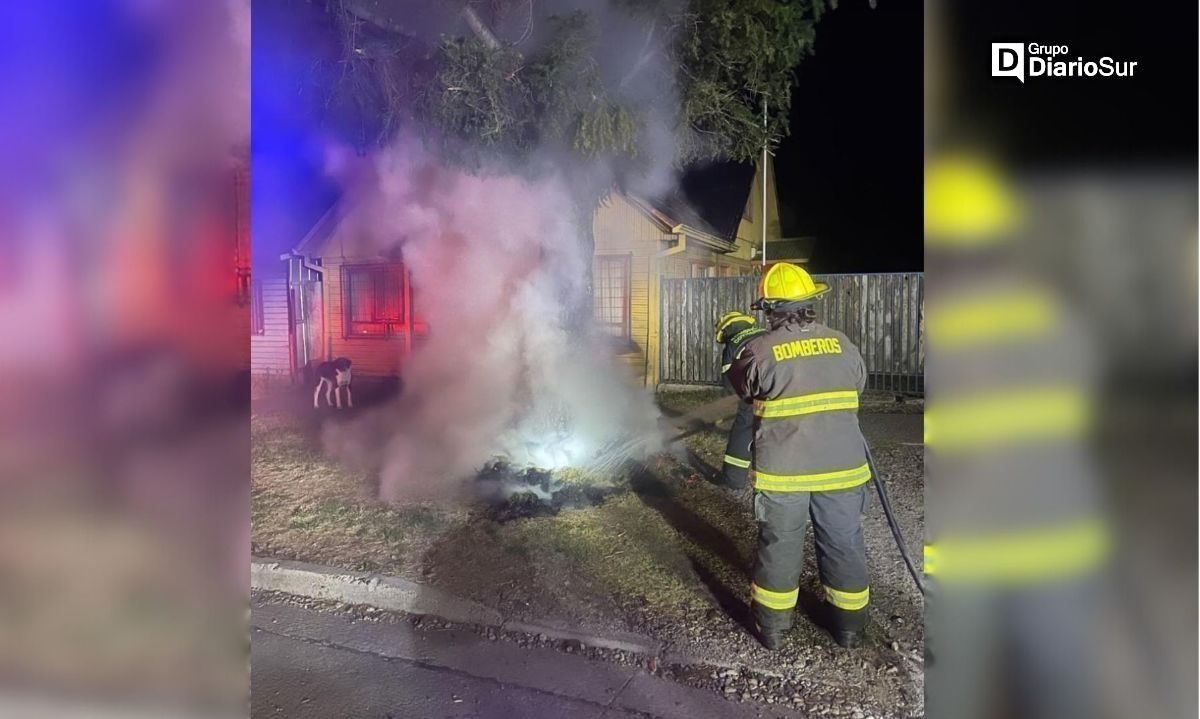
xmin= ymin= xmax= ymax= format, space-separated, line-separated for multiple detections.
xmin=728 ymin=320 xmax=869 ymax=493
xmin=721 ymin=325 xmax=767 ymax=391
xmin=922 ymin=275 xmax=1106 ymax=584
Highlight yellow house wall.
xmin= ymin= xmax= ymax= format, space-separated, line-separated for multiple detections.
xmin=593 ymin=194 xmax=674 ymax=384
xmin=592 ymin=193 xmax=764 ymax=386
xmin=731 ymin=157 xmax=783 ymax=262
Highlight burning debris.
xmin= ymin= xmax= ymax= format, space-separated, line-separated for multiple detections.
xmin=476 ymin=463 xmax=560 ymax=503
xmin=479 ymin=415 xmax=661 ymax=519
xmin=471 ymin=404 xmax=665 ymax=518
xmin=474 ymin=460 xmax=631 ymax=522
xmin=497 ymin=406 xmax=665 ymax=474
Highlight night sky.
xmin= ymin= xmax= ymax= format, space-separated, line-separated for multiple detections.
xmin=771 ymin=0 xmax=1197 ymax=273
xmin=250 ymin=0 xmax=339 ymax=271
xmin=773 ymin=0 xmax=923 ymax=274
xmin=947 ymin=0 xmax=1197 ymax=169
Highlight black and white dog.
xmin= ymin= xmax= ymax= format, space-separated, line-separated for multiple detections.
xmin=313 ymin=357 xmax=353 ymax=409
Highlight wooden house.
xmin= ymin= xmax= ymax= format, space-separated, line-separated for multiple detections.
xmin=593 ymin=158 xmax=805 ymax=384
xmin=250 ymin=158 xmax=802 ymax=388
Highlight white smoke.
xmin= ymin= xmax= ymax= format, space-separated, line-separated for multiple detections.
xmin=314 ymin=0 xmax=701 ymax=500
xmin=321 ymin=136 xmax=662 ymax=501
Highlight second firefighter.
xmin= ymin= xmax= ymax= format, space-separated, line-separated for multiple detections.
xmin=714 ymin=311 xmax=767 ymax=489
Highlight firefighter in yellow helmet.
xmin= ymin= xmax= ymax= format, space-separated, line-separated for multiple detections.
xmin=924 ymin=154 xmax=1107 ymax=719
xmin=924 ymin=153 xmax=1019 ymax=243
xmin=728 ymin=263 xmax=871 ymax=650
xmin=714 ymin=311 xmax=767 ymax=488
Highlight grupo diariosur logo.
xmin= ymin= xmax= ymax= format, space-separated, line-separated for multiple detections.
xmin=991 ymin=43 xmax=1138 ymax=83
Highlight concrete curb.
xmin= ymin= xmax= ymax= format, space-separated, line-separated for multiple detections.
xmin=251 ymin=557 xmax=665 ymax=657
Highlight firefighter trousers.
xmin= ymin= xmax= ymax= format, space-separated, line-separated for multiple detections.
xmin=722 ymin=400 xmax=755 ymax=488
xmin=751 ymin=485 xmax=870 ymax=633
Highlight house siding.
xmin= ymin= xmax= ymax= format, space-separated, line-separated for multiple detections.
xmin=322 ymin=256 xmax=412 ymax=377
xmin=593 ymin=195 xmax=673 ymax=384
xmin=593 ymin=194 xmax=759 ymax=386
xmin=250 ymin=276 xmax=291 ymax=376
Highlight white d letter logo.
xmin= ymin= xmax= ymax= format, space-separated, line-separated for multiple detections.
xmin=991 ymin=43 xmax=1025 ymax=83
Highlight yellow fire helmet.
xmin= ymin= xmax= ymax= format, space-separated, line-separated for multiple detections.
xmin=925 ymin=153 xmax=1020 ymax=245
xmin=759 ymin=262 xmax=830 ymax=304
xmin=714 ymin=311 xmax=756 ymax=343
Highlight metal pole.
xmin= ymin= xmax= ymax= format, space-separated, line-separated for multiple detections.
xmin=761 ymin=96 xmax=768 ymax=267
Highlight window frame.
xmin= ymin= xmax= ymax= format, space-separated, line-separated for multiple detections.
xmin=341 ymin=263 xmax=408 ymax=339
xmin=593 ymin=253 xmax=632 ymax=341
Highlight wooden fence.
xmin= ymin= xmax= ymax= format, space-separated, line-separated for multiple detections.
xmin=659 ymin=273 xmax=924 ymax=394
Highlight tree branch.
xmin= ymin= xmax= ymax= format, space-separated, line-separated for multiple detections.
xmin=461 ymin=5 xmax=500 ymax=49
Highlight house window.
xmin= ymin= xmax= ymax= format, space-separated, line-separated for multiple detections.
xmin=343 ymin=264 xmax=405 ymax=337
xmin=691 ymin=262 xmax=717 ymax=278
xmin=593 ymin=254 xmax=630 ymax=340
xmin=250 ymin=279 xmax=264 ymax=335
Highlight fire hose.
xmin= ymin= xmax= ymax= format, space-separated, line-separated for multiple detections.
xmin=863 ymin=440 xmax=926 ymax=595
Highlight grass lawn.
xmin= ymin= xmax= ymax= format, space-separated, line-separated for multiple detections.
xmin=251 ymin=391 xmax=753 ymax=623
xmin=252 ymin=388 xmax=918 ymax=619
xmin=251 ymin=414 xmax=468 ymax=575
xmin=655 ymin=386 xmax=729 ymax=416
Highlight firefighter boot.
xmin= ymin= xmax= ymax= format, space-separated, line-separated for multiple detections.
xmin=809 ymin=598 xmax=867 ymax=649
xmin=754 ymin=622 xmax=785 ymax=651
xmin=824 ymin=606 xmax=867 ymax=649
xmin=833 ymin=628 xmax=864 ymax=649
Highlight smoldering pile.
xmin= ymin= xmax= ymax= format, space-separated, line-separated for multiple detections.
xmin=474 ymin=429 xmax=662 ymax=521
xmin=474 ymin=461 xmax=626 ymax=522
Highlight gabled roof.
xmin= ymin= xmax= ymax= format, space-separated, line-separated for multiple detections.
xmin=292 ymin=160 xmax=760 ymax=258
xmin=292 ymin=200 xmax=345 ymax=257
xmin=635 ymin=161 xmax=756 ymax=245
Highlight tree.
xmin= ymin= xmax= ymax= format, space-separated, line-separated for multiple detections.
xmin=313 ymin=0 xmax=858 ymax=315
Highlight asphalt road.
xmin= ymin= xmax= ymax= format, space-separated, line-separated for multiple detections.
xmin=252 ymin=595 xmax=807 ymax=719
